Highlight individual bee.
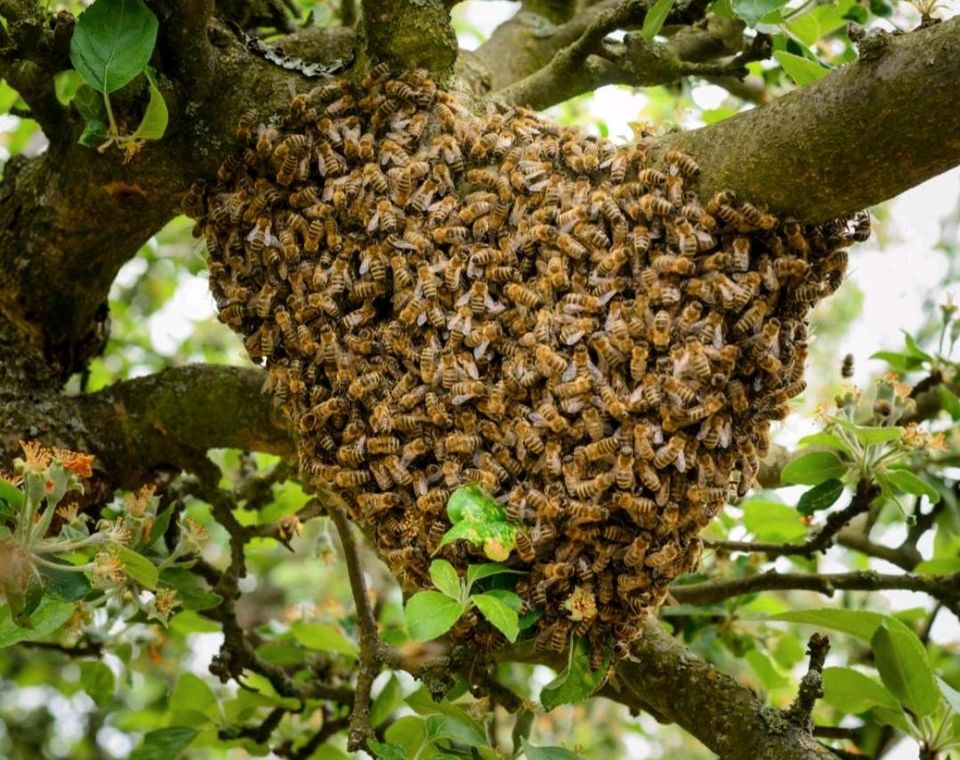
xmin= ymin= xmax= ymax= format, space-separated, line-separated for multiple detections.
xmin=651 ymin=310 xmax=672 ymax=349
xmin=841 ymin=353 xmax=854 ymax=378
xmin=733 ymin=301 xmax=768 ymax=335
xmin=665 ymin=149 xmax=700 ymax=177
xmin=533 ymin=403 xmax=569 ymax=434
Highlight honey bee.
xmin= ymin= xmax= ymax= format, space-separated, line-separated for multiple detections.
xmin=650 ymin=310 xmax=672 ymax=349
xmin=733 ymin=301 xmax=768 ymax=335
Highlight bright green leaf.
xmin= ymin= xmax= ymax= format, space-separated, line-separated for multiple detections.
xmin=168 ymin=611 xmax=221 ymax=635
xmin=446 ymin=484 xmax=505 ymax=524
xmin=425 ymin=713 xmax=486 ymax=746
xmin=521 ymin=738 xmax=584 ymax=760
xmin=797 ymin=431 xmax=852 ymax=453
xmin=80 ymin=660 xmax=115 ymax=708
xmin=371 ymin=675 xmax=404 ymax=728
xmin=781 ymin=451 xmax=847 ymax=486
xmin=642 ymin=0 xmax=675 ymax=39
xmin=796 ymin=479 xmax=845 ymax=516
xmin=429 ymin=560 xmax=463 ymax=600
xmin=822 ymin=667 xmax=898 ymax=713
xmin=742 ymin=499 xmax=807 ymax=541
xmin=774 ymin=51 xmax=829 ymax=86
xmin=405 ymin=687 xmax=486 ymax=739
xmin=732 ymin=0 xmax=789 ymax=25
xmin=69 ymin=0 xmax=159 ymax=93
xmin=472 ymin=592 xmax=520 ymax=642
xmin=872 ymin=620 xmax=939 ymax=717
xmin=128 ymin=727 xmax=197 ymax=760
xmin=0 ymin=597 xmax=75 ymax=648
xmin=902 ymin=331 xmax=934 ymax=362
xmin=384 ymin=716 xmax=426 ymax=756
xmin=404 ymin=592 xmax=466 ymax=641
xmin=131 ymin=69 xmax=168 ymax=141
xmin=785 ymin=10 xmax=821 ymax=45
xmin=170 ymin=673 xmax=217 ymax=716
xmin=937 ymin=386 xmax=960 ymax=419
xmin=914 ymin=558 xmax=960 ymax=575
xmin=832 ymin=419 xmax=903 ymax=445
xmin=291 ymin=622 xmax=358 ymax=657
xmin=116 ymin=546 xmax=158 ymax=589
xmin=368 ymin=740 xmax=407 ymax=760
xmin=870 ymin=351 xmax=923 ymax=373
xmin=768 ymin=608 xmax=885 ymax=640
xmin=882 ymin=469 xmax=940 ymax=504
xmin=0 ymin=480 xmax=23 ymax=510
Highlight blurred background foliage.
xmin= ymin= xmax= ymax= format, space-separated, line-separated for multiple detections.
xmin=2 ymin=0 xmax=960 ymax=758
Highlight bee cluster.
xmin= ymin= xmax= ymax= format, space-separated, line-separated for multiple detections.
xmin=190 ymin=67 xmax=866 ymax=658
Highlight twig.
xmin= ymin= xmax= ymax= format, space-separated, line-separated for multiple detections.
xmin=324 ymin=493 xmax=381 ymax=752
xmin=19 ymin=640 xmax=104 ymax=657
xmin=219 ymin=706 xmax=288 ymax=744
xmin=705 ymin=479 xmax=879 ymax=560
xmin=784 ymin=633 xmax=830 ymax=731
xmin=671 ymin=569 xmax=960 ymax=607
xmin=285 ymin=713 xmax=351 ymax=759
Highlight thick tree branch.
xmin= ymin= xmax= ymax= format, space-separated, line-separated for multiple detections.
xmin=652 ymin=16 xmax=960 ymax=221
xmin=358 ymin=0 xmax=457 ymax=76
xmin=0 ymin=365 xmax=293 ymax=486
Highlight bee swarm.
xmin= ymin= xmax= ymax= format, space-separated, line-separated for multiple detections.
xmin=191 ymin=68 xmax=866 ymax=659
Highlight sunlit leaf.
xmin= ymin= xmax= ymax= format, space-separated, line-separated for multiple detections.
xmin=472 ymin=592 xmax=520 ymax=642
xmin=768 ymin=608 xmax=885 ymax=640
xmin=404 ymin=592 xmax=466 ymax=641
xmin=732 ymin=0 xmax=789 ymax=25
xmin=781 ymin=451 xmax=847 ymax=485
xmin=822 ymin=667 xmax=898 ymax=713
xmin=116 ymin=547 xmax=158 ymax=589
xmin=429 ymin=559 xmax=463 ymax=600
xmin=81 ymin=660 xmax=116 ymax=708
xmin=881 ymin=469 xmax=940 ymax=504
xmin=128 ymin=727 xmax=197 ymax=760
xmin=540 ymin=639 xmax=607 ymax=711
xmin=69 ymin=0 xmax=159 ymax=93
xmin=774 ymin=51 xmax=829 ymax=86
xmin=872 ymin=620 xmax=939 ymax=717
xmin=521 ymin=739 xmax=584 ymax=760
xmin=291 ymin=622 xmax=358 ymax=657
xmin=642 ymin=0 xmax=675 ymax=39
xmin=131 ymin=69 xmax=168 ymax=141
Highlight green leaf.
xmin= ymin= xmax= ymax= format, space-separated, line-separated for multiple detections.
xmin=540 ymin=639 xmax=606 ymax=711
xmin=872 ymin=620 xmax=939 ymax=717
xmin=745 ymin=649 xmax=789 ymax=689
xmin=822 ymin=667 xmax=898 ymax=713
xmin=291 ymin=622 xmax=358 ymax=657
xmin=902 ymin=331 xmax=934 ymax=362
xmin=80 ymin=660 xmax=116 ymax=708
xmin=873 ymin=706 xmax=915 ymax=734
xmin=937 ymin=677 xmax=960 ymax=714
xmin=170 ymin=673 xmax=217 ymax=717
xmin=72 ymin=84 xmax=106 ymax=122
xmin=0 ymin=597 xmax=75 ymax=648
xmin=368 ymin=740 xmax=407 ymax=760
xmin=913 ymin=558 xmax=960 ymax=575
xmin=148 ymin=506 xmax=173 ymax=548
xmin=642 ymin=0 xmax=675 ymax=39
xmin=168 ymin=610 xmax=221 ymax=635
xmin=768 ymin=608 xmax=886 ymax=640
xmin=131 ymin=68 xmax=168 ymax=141
xmin=429 ymin=560 xmax=463 ymax=600
xmin=796 ymin=479 xmax=845 ymax=516
xmin=742 ymin=499 xmax=807 ymax=541
xmin=797 ymin=431 xmax=851 ymax=453
xmin=466 ymin=562 xmax=522 ymax=590
xmin=481 ymin=521 xmax=518 ymax=561
xmin=781 ymin=451 xmax=847 ymax=486
xmin=870 ymin=351 xmax=923 ymax=373
xmin=69 ymin=0 xmax=159 ymax=93
xmin=0 ymin=479 xmax=23 ymax=510
xmin=405 ymin=687 xmax=486 ymax=740
xmin=40 ymin=561 xmax=92 ymax=601
xmin=158 ymin=568 xmax=221 ymax=611
xmin=404 ymin=592 xmax=467 ymax=641
xmin=881 ymin=469 xmax=940 ymax=504
xmin=521 ymin=738 xmax=583 ymax=760
xmin=937 ymin=386 xmax=960 ymax=420
xmin=731 ymin=0 xmax=788 ymax=26
xmin=116 ymin=546 xmax=158 ymax=589
xmin=833 ymin=420 xmax=903 ymax=446
xmin=774 ymin=51 xmax=829 ymax=86
xmin=371 ymin=675 xmax=404 ymax=728
xmin=128 ymin=727 xmax=197 ymax=760
xmin=472 ymin=592 xmax=520 ymax=643
xmin=425 ymin=713 xmax=486 ymax=747
xmin=447 ymin=484 xmax=505 ymax=524
xmin=384 ymin=716 xmax=427 ymax=756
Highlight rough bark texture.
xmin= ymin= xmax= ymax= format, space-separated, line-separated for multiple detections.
xmin=1 ymin=3 xmax=959 ymax=757
xmin=654 ymin=17 xmax=960 ymax=221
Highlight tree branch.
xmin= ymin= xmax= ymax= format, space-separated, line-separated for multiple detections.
xmin=0 ymin=365 xmax=293 ymax=487
xmin=785 ymin=634 xmax=830 ymax=732
xmin=652 ymin=16 xmax=960 ymax=221
xmin=671 ymin=569 xmax=960 ymax=607
xmin=359 ymin=0 xmax=457 ymax=77
xmin=706 ymin=479 xmax=878 ymax=559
